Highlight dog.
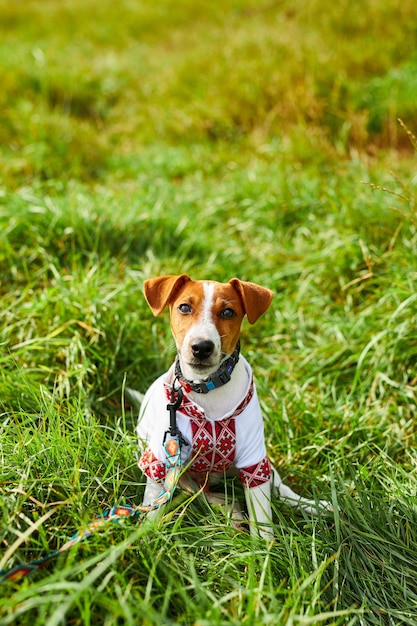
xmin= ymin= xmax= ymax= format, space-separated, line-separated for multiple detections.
xmin=136 ymin=275 xmax=331 ymax=539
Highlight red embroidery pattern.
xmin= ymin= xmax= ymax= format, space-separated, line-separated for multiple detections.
xmin=163 ymin=378 xmax=254 ymax=421
xmin=189 ymin=418 xmax=236 ymax=473
xmin=239 ymin=456 xmax=272 ymax=488
xmin=138 ymin=447 xmax=166 ymax=482
xmin=179 ymin=396 xmax=205 ymax=419
xmin=233 ymin=381 xmax=254 ymax=416
xmin=139 ymin=379 xmax=267 ymax=489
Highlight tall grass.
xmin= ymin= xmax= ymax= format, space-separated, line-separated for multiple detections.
xmin=1 ymin=0 xmax=417 ymax=624
xmin=1 ymin=0 xmax=417 ymax=185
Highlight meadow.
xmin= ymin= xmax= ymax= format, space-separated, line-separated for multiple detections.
xmin=1 ymin=0 xmax=417 ymax=623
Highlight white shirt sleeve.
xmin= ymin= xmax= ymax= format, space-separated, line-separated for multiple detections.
xmin=136 ymin=373 xmax=170 ymax=462
xmin=233 ymin=385 xmax=267 ymax=469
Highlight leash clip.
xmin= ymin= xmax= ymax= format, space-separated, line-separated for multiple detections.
xmin=164 ymin=383 xmax=189 ymax=447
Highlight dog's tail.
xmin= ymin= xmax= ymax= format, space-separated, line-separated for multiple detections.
xmin=271 ymin=466 xmax=333 ymax=515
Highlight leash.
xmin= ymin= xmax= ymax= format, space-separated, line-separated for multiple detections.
xmin=0 ymin=383 xmax=186 ymax=584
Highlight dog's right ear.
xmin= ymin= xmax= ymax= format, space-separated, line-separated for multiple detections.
xmin=143 ymin=274 xmax=191 ymax=316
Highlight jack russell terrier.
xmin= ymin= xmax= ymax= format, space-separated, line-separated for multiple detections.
xmin=136 ymin=275 xmax=331 ymax=539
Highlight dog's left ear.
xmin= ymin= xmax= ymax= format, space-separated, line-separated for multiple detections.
xmin=144 ymin=274 xmax=191 ymax=316
xmin=228 ymin=278 xmax=273 ymax=324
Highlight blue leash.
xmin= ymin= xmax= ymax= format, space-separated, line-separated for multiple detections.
xmin=1 ymin=388 xmax=185 ymax=584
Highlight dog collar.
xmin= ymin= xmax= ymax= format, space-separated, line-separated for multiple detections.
xmin=175 ymin=341 xmax=240 ymax=394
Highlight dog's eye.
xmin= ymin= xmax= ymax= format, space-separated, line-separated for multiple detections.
xmin=178 ymin=303 xmax=192 ymax=315
xmin=220 ymin=308 xmax=236 ymax=319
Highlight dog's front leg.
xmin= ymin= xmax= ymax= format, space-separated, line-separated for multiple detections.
xmin=244 ymin=481 xmax=274 ymax=540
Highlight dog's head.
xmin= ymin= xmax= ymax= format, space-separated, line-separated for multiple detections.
xmin=143 ymin=275 xmax=273 ymax=378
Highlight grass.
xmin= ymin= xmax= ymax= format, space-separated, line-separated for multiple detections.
xmin=1 ymin=0 xmax=417 ymax=623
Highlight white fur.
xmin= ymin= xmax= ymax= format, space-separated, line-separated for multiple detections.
xmin=178 ymin=283 xmax=222 ymax=380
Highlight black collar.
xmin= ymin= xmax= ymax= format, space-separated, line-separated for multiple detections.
xmin=174 ymin=341 xmax=240 ymax=394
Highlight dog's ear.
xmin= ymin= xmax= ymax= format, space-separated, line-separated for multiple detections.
xmin=228 ymin=278 xmax=273 ymax=324
xmin=143 ymin=274 xmax=191 ymax=316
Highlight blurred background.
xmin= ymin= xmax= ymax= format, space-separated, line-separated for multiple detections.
xmin=1 ymin=0 xmax=416 ymax=188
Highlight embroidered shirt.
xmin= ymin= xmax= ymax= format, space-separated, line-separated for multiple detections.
xmin=137 ymin=356 xmax=271 ymax=489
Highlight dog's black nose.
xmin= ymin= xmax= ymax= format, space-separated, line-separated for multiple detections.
xmin=191 ymin=340 xmax=214 ymax=360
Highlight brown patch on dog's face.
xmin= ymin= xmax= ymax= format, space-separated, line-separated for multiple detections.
xmin=207 ymin=282 xmax=245 ymax=356
xmin=169 ymin=280 xmax=207 ymax=350
xmin=169 ymin=281 xmax=245 ymax=375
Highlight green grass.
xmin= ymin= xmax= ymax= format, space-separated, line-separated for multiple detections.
xmin=1 ymin=0 xmax=417 ymax=623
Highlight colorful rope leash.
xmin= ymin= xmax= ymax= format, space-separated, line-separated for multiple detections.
xmin=0 ymin=386 xmax=186 ymax=584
